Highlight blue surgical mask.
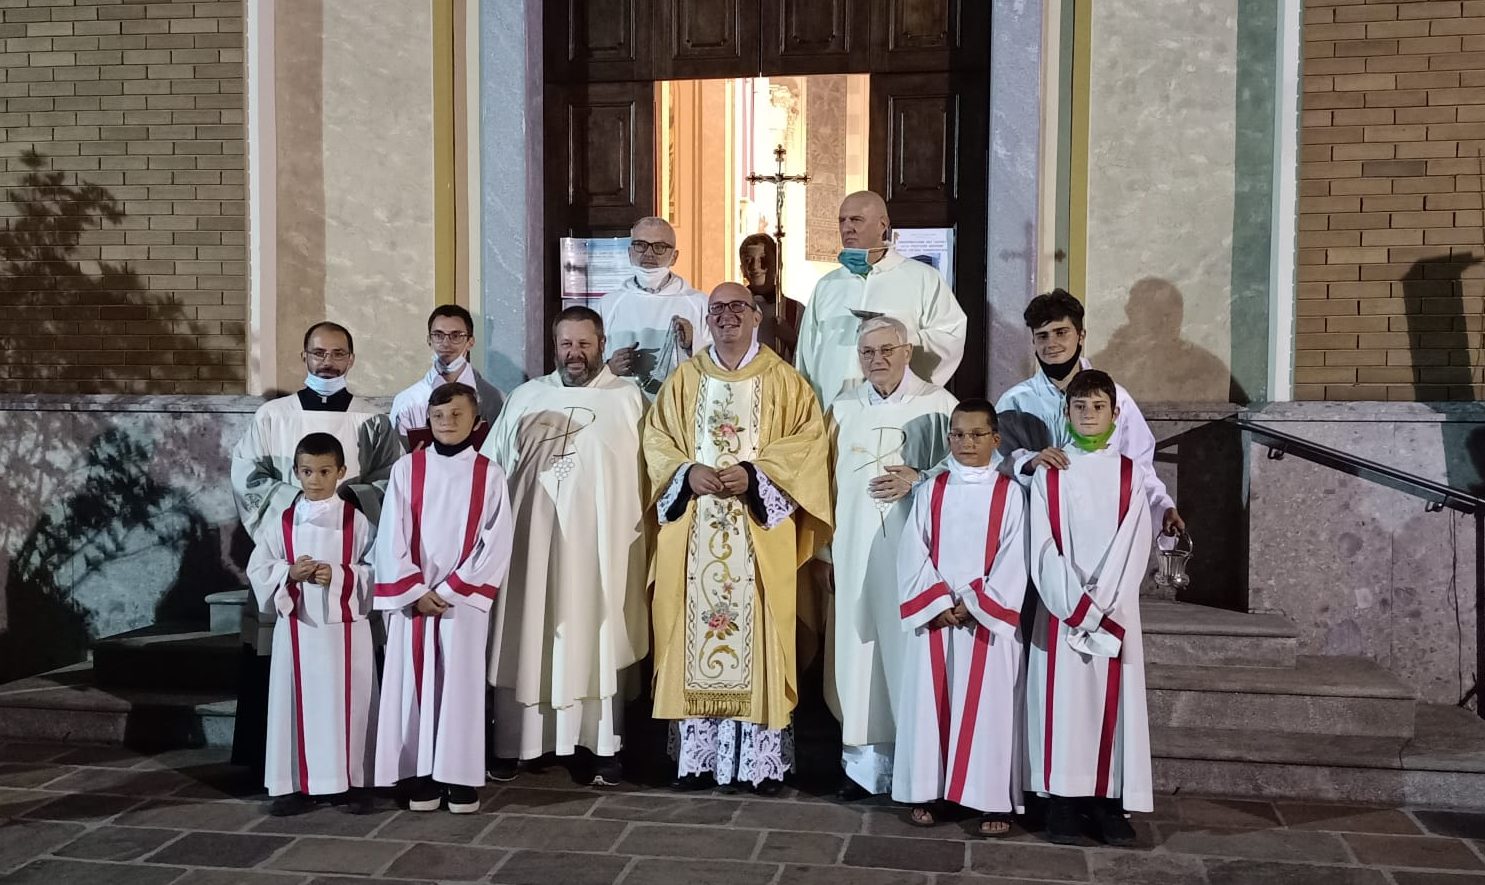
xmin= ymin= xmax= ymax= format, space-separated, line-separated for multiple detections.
xmin=303 ymin=372 xmax=347 ymax=398
xmin=838 ymin=248 xmax=874 ymax=276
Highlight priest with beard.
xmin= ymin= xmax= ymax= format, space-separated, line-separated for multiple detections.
xmin=994 ymin=289 xmax=1184 ymax=535
xmin=229 ymin=321 xmax=401 ymax=774
xmin=482 ymin=306 xmax=650 ymax=787
xmin=643 ymin=282 xmax=832 ymax=795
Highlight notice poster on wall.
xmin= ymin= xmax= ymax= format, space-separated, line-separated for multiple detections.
xmin=560 ymin=237 xmax=633 ymax=306
xmin=892 ymin=228 xmax=955 ymax=289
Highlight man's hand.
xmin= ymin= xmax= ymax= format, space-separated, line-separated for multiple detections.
xmin=868 ymin=465 xmax=919 ymax=503
xmin=313 ymin=564 xmax=332 ymax=587
xmin=288 ymin=555 xmax=319 ymax=583
xmin=688 ymin=464 xmax=726 ymax=496
xmin=716 ymin=465 xmax=750 ymax=497
xmin=1024 ymin=447 xmax=1070 ymax=474
xmin=810 ymin=559 xmax=835 ymax=595
xmin=1163 ymin=507 xmax=1186 ymax=536
xmin=950 ymin=602 xmax=970 ymax=623
xmin=672 ymin=316 xmax=694 ymax=352
xmin=414 ymin=591 xmax=451 ymax=616
xmin=929 ymin=608 xmax=962 ymax=630
xmin=607 ymin=343 xmax=639 ymax=377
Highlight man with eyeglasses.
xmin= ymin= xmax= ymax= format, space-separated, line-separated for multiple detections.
xmin=795 ymin=190 xmax=967 ymax=405
xmin=643 ymin=282 xmax=833 ymax=795
xmin=391 ymin=305 xmax=504 ymax=450
xmin=229 ymin=320 xmax=401 ymax=776
xmin=596 ymin=216 xmax=710 ymax=399
xmin=814 ymin=316 xmax=958 ymax=802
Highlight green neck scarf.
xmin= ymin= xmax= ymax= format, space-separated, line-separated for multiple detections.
xmin=1066 ymin=420 xmax=1114 ymax=453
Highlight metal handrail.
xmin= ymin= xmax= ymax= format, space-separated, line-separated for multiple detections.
xmin=1233 ymin=417 xmax=1484 ymax=715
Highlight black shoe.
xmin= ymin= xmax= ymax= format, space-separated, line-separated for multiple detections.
xmin=444 ymin=783 xmax=480 ymax=815
xmin=836 ymin=778 xmax=871 ymax=801
xmin=267 ymin=792 xmax=316 ymax=817
xmin=405 ymin=775 xmax=442 ymax=813
xmin=669 ymin=772 xmax=715 ymax=792
xmin=1089 ymin=800 xmax=1136 ymax=846
xmin=342 ymin=787 xmax=375 ymax=816
xmin=591 ymin=756 xmax=622 ymax=787
xmin=752 ymin=778 xmax=784 ymax=797
xmin=486 ymin=757 xmax=519 ymax=783
xmin=1045 ymin=797 xmax=1082 ymax=845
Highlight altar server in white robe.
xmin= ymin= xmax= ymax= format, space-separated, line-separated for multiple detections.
xmin=1026 ymin=370 xmax=1154 ymax=846
xmin=390 ymin=304 xmax=504 ymax=448
xmin=598 ymin=216 xmax=711 ymax=399
xmin=230 ymin=321 xmax=399 ymax=773
xmin=893 ymin=401 xmax=1026 ymax=836
xmin=995 ymin=289 xmax=1182 ymax=535
xmin=374 ymin=383 xmax=514 ymax=813
xmin=484 ymin=306 xmax=649 ymax=787
xmin=820 ymin=316 xmax=956 ymax=799
xmin=795 ymin=190 xmax=966 ymax=405
xmin=246 ymin=432 xmax=378 ymax=817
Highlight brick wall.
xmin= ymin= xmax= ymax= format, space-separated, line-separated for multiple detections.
xmin=0 ymin=0 xmax=245 ymax=395
xmin=1300 ymin=0 xmax=1485 ymax=401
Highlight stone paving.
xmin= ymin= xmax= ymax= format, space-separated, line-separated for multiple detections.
xmin=1 ymin=741 xmax=1485 ymax=884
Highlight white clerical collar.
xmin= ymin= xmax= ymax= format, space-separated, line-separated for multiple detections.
xmin=297 ymin=495 xmax=341 ymax=516
xmin=711 ymin=337 xmax=760 ymax=371
xmin=946 ymin=452 xmax=1001 ymax=484
xmin=867 ymin=376 xmax=907 ymax=405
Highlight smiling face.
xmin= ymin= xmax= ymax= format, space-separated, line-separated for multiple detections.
xmin=429 ymin=393 xmax=478 ymax=446
xmin=706 ymin=283 xmax=761 ymax=349
xmin=302 ymin=326 xmax=355 ymax=379
xmin=1031 ymin=317 xmax=1085 ymax=366
xmin=1067 ymin=391 xmax=1117 ymax=438
xmin=858 ymin=326 xmax=911 ymax=394
xmin=740 ymin=243 xmax=775 ymax=291
xmin=948 ymin=409 xmax=999 ymax=468
xmin=428 ymin=314 xmax=473 ymax=363
xmin=554 ymin=318 xmax=604 ymax=386
xmin=294 ymin=452 xmax=345 ymax=501
xmin=838 ymin=192 xmax=889 ymax=250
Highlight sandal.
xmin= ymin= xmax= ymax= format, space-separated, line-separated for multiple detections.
xmin=978 ymin=814 xmax=1013 ymax=837
xmin=908 ymin=804 xmax=937 ymax=827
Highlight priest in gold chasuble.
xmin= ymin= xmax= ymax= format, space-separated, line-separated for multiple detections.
xmin=643 ymin=282 xmax=833 ymax=794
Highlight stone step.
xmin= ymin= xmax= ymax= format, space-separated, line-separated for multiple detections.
xmin=91 ymin=624 xmax=240 ymax=692
xmin=0 ymin=662 xmax=235 ymax=749
xmin=204 ymin=588 xmax=248 ymax=635
xmin=1153 ymin=703 xmax=1485 ymax=810
xmin=1141 ymin=600 xmax=1298 ymax=669
xmin=1146 ymin=655 xmax=1417 ymax=738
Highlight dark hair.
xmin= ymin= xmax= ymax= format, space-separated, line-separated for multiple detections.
xmin=294 ymin=432 xmax=345 ymax=468
xmin=739 ymin=233 xmax=777 ymax=260
xmin=551 ymin=305 xmax=604 ymax=339
xmin=428 ymin=304 xmax=475 ymax=335
xmin=1023 ymin=289 xmax=1085 ymax=333
xmin=951 ymin=397 xmax=999 ymax=432
xmin=1065 ymin=369 xmax=1117 ymax=407
xmin=303 ymin=321 xmax=354 ymax=354
xmin=428 ymin=381 xmax=479 ymax=410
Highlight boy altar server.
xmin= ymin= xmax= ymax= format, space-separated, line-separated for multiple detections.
xmin=893 ymin=400 xmax=1026 ymax=837
xmin=246 ymin=432 xmax=378 ymax=817
xmin=1026 ymin=370 xmax=1154 ymax=846
xmin=374 ymin=383 xmax=514 ymax=813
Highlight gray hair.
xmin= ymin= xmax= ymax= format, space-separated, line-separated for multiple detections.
xmin=857 ymin=315 xmax=910 ymax=345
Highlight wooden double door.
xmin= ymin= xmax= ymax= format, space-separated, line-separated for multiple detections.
xmin=544 ymin=0 xmax=990 ymax=394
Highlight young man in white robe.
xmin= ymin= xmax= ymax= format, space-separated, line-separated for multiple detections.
xmin=374 ymin=383 xmax=514 ymax=813
xmin=483 ymin=306 xmax=649 ymax=787
xmin=795 ymin=190 xmax=966 ymax=405
xmin=598 ymin=216 xmax=711 ymax=399
xmin=1026 ymin=370 xmax=1154 ymax=846
xmin=390 ymin=304 xmax=504 ymax=449
xmin=229 ymin=321 xmax=400 ymax=774
xmin=246 ymin=432 xmax=378 ymax=817
xmin=893 ymin=400 xmax=1026 ymax=836
xmin=994 ymin=289 xmax=1182 ymax=535
xmin=819 ymin=316 xmax=956 ymax=800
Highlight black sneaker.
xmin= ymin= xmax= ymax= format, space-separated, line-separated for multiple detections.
xmin=1089 ymin=800 xmax=1136 ymax=847
xmin=267 ymin=792 xmax=316 ymax=817
xmin=591 ymin=755 xmax=622 ymax=787
xmin=342 ymin=787 xmax=376 ymax=816
xmin=405 ymin=775 xmax=442 ymax=812
xmin=752 ymin=778 xmax=784 ymax=797
xmin=1045 ymin=796 xmax=1082 ymax=845
xmin=444 ymin=783 xmax=480 ymax=814
xmin=486 ymin=757 xmax=519 ymax=783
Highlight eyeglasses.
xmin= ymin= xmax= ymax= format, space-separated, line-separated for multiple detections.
xmin=707 ymin=301 xmax=756 ymax=317
xmin=429 ymin=331 xmax=470 ymax=344
xmin=948 ymin=431 xmax=996 ymax=442
xmin=630 ymin=240 xmax=675 ymax=256
xmin=858 ymin=344 xmax=905 ymax=360
xmin=306 ymin=349 xmax=352 ymax=363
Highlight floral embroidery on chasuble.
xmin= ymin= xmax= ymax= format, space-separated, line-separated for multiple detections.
xmin=683 ymin=372 xmax=763 ymax=719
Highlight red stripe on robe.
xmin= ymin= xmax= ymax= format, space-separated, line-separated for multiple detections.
xmin=1093 ymin=456 xmax=1134 ymax=797
xmin=340 ymin=502 xmax=354 ymax=783
xmin=282 ymin=505 xmax=310 ymax=794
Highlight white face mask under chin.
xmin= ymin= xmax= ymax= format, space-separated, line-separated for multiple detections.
xmin=434 ymin=353 xmax=468 ymax=375
xmin=631 ymin=264 xmax=672 ymax=291
xmin=303 ymin=373 xmax=347 ymax=397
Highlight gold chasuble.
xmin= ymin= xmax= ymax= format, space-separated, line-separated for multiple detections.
xmin=644 ymin=347 xmax=833 ymax=730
